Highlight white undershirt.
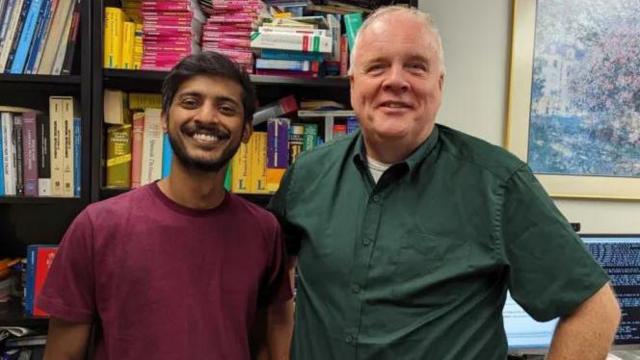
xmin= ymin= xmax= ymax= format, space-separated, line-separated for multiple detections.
xmin=366 ymin=156 xmax=393 ymax=183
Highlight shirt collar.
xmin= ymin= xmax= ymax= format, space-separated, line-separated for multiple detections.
xmin=351 ymin=125 xmax=440 ymax=172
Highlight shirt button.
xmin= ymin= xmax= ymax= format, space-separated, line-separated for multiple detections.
xmin=345 ymin=335 xmax=355 ymax=344
xmin=363 ymin=238 xmax=371 ymax=246
xmin=351 ymin=284 xmax=361 ymax=293
xmin=372 ymin=195 xmax=381 ymax=203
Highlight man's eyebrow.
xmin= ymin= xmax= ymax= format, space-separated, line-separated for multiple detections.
xmin=175 ymin=92 xmax=241 ymax=106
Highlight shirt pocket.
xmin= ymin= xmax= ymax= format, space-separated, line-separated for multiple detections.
xmin=391 ymin=230 xmax=471 ymax=300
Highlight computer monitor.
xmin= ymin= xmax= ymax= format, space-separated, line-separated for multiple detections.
xmin=504 ymin=234 xmax=640 ymax=353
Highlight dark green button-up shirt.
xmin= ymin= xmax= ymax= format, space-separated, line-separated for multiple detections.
xmin=268 ymin=125 xmax=608 ymax=360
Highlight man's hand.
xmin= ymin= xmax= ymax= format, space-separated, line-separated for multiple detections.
xmin=547 ymin=283 xmax=621 ymax=360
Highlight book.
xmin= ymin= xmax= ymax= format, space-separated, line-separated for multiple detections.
xmin=250 ymin=132 xmax=268 ymax=193
xmin=23 ymin=0 xmax=52 ymax=74
xmin=104 ymin=89 xmax=129 ymax=125
xmin=253 ymin=95 xmax=298 ymax=126
xmin=266 ymin=117 xmax=289 ymax=169
xmin=103 ymin=6 xmax=124 ymax=69
xmin=106 ymin=124 xmax=132 ymax=188
xmin=303 ymin=123 xmax=318 ymax=152
xmin=139 ymin=108 xmax=163 ymax=186
xmin=13 ymin=115 xmax=23 ymax=196
xmin=130 ymin=112 xmax=144 ymax=188
xmin=161 ymin=132 xmax=172 ymax=178
xmin=0 ymin=0 xmax=25 ymax=72
xmin=343 ymin=12 xmax=363 ymax=51
xmin=36 ymin=114 xmax=50 ymax=196
xmin=1 ymin=112 xmax=15 ymax=195
xmin=0 ymin=114 xmax=3 ymax=195
xmin=49 ymin=97 xmax=64 ymax=196
xmin=121 ymin=21 xmax=135 ymax=69
xmin=21 ymin=111 xmax=38 ymax=196
xmin=73 ymin=116 xmax=80 ymax=196
xmin=250 ymin=31 xmax=333 ymax=53
xmin=128 ymin=92 xmax=162 ymax=110
xmin=230 ymin=142 xmax=250 ymax=193
xmin=9 ymin=0 xmax=44 ymax=73
xmin=25 ymin=245 xmax=58 ymax=317
xmin=60 ymin=0 xmax=81 ymax=75
xmin=61 ymin=96 xmax=75 ymax=197
xmin=289 ymin=123 xmax=304 ymax=164
xmin=50 ymin=0 xmax=76 ymax=75
xmin=37 ymin=0 xmax=75 ymax=74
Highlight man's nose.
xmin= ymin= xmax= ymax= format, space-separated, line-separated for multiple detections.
xmin=195 ymin=104 xmax=219 ymax=123
xmin=382 ymin=64 xmax=410 ymax=93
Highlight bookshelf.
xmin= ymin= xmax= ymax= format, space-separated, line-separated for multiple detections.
xmin=0 ymin=0 xmax=93 ymax=326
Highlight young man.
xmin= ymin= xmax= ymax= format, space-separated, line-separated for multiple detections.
xmin=269 ymin=6 xmax=620 ymax=359
xmin=40 ymin=52 xmax=293 ymax=360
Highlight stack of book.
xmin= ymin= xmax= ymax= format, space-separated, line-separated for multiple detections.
xmin=140 ymin=0 xmax=205 ymax=71
xmin=104 ymin=5 xmax=143 ymax=70
xmin=0 ymin=0 xmax=81 ymax=75
xmin=104 ymin=91 xmax=173 ymax=189
xmin=0 ymin=99 xmax=81 ymax=198
xmin=200 ymin=0 xmax=261 ymax=73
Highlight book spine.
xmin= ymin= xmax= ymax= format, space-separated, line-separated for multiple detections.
xmin=139 ymin=108 xmax=162 ymax=185
xmin=49 ymin=97 xmax=63 ymax=196
xmin=128 ymin=93 xmax=162 ymax=110
xmin=23 ymin=0 xmax=49 ymax=74
xmin=25 ymin=245 xmax=36 ymax=315
xmin=339 ymin=34 xmax=348 ymax=76
xmin=32 ymin=0 xmax=58 ymax=73
xmin=13 ymin=115 xmax=24 ymax=196
xmin=161 ymin=132 xmax=172 ymax=178
xmin=32 ymin=246 xmax=57 ymax=317
xmin=5 ymin=0 xmax=31 ymax=72
xmin=61 ymin=97 xmax=73 ymax=197
xmin=343 ymin=12 xmax=363 ymax=51
xmin=0 ymin=0 xmax=15 ymax=45
xmin=105 ymin=124 xmax=132 ymax=188
xmin=259 ymin=49 xmax=324 ymax=62
xmin=289 ymin=123 xmax=304 ymax=164
xmin=253 ymin=132 xmax=267 ymax=193
xmin=73 ymin=116 xmax=80 ymax=196
xmin=255 ymin=58 xmax=310 ymax=71
xmin=303 ymin=123 xmax=318 ymax=152
xmin=130 ymin=112 xmax=144 ymax=188
xmin=60 ymin=0 xmax=80 ymax=75
xmin=230 ymin=142 xmax=249 ymax=193
xmin=250 ymin=31 xmax=333 ymax=53
xmin=104 ymin=7 xmax=123 ymax=68
xmin=0 ymin=114 xmax=3 ymax=196
xmin=121 ymin=21 xmax=135 ymax=69
xmin=22 ymin=111 xmax=38 ymax=196
xmin=9 ymin=0 xmax=43 ymax=73
xmin=1 ymin=113 xmax=16 ymax=195
xmin=0 ymin=0 xmax=25 ymax=72
xmin=50 ymin=0 xmax=74 ymax=75
xmin=36 ymin=114 xmax=50 ymax=196
xmin=266 ymin=118 xmax=289 ymax=168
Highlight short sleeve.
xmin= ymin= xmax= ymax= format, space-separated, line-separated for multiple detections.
xmin=259 ymin=223 xmax=293 ymax=307
xmin=267 ymin=163 xmax=302 ymax=256
xmin=501 ymin=165 xmax=609 ymax=321
xmin=38 ymin=210 xmax=96 ymax=323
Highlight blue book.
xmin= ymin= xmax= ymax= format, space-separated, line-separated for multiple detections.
xmin=25 ymin=245 xmax=36 ymax=315
xmin=9 ymin=0 xmax=43 ymax=73
xmin=5 ymin=0 xmax=32 ymax=70
xmin=0 ymin=122 xmax=4 ymax=196
xmin=161 ymin=133 xmax=172 ymax=178
xmin=0 ymin=0 xmax=17 ymax=50
xmin=260 ymin=49 xmax=325 ymax=62
xmin=24 ymin=0 xmax=50 ymax=74
xmin=73 ymin=117 xmax=80 ymax=197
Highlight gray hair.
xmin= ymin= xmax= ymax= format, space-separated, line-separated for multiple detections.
xmin=347 ymin=6 xmax=446 ymax=76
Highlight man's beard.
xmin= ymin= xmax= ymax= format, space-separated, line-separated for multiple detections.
xmin=167 ymin=123 xmax=243 ymax=173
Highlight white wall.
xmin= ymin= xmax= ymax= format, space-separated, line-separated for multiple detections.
xmin=419 ymin=0 xmax=639 ymax=233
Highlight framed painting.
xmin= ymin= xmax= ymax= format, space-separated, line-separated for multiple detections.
xmin=506 ymin=0 xmax=640 ymax=199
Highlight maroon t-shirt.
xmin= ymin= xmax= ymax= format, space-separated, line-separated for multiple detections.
xmin=39 ymin=183 xmax=292 ymax=360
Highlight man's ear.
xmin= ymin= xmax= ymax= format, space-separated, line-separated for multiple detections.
xmin=438 ymin=73 xmax=445 ymax=91
xmin=161 ymin=112 xmax=168 ymax=132
xmin=241 ymin=122 xmax=252 ymax=143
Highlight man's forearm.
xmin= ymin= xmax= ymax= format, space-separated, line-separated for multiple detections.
xmin=546 ymin=283 xmax=621 ymax=360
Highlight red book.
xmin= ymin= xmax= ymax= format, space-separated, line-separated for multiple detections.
xmin=27 ymin=245 xmax=59 ymax=317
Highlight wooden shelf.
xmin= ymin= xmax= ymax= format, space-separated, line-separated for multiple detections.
xmin=0 ymin=298 xmax=49 ymax=328
xmin=103 ymin=69 xmax=349 ymax=88
xmin=0 ymin=197 xmax=81 ymax=205
xmin=0 ymin=74 xmax=81 ymax=85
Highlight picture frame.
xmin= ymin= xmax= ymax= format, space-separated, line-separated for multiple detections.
xmin=506 ymin=0 xmax=640 ymax=200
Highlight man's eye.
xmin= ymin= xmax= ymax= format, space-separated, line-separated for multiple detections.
xmin=365 ymin=64 xmax=385 ymax=75
xmin=180 ymin=98 xmax=199 ymax=108
xmin=219 ymin=105 xmax=237 ymax=115
xmin=407 ymin=63 xmax=428 ymax=72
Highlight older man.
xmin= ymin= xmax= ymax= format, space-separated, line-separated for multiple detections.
xmin=269 ymin=6 xmax=620 ymax=360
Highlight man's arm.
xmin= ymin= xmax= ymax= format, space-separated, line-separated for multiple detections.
xmin=547 ymin=283 xmax=621 ymax=360
xmin=43 ymin=317 xmax=92 ymax=360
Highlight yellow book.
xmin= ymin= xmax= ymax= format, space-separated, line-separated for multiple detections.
xmin=104 ymin=7 xmax=124 ymax=68
xmin=61 ymin=97 xmax=76 ymax=197
xmin=133 ymin=23 xmax=144 ymax=70
xmin=106 ymin=124 xmax=132 ymax=188
xmin=231 ymin=142 xmax=250 ymax=193
xmin=129 ymin=93 xmax=162 ymax=110
xmin=251 ymin=132 xmax=268 ymax=194
xmin=48 ymin=97 xmax=64 ymax=196
xmin=103 ymin=89 xmax=130 ymax=125
xmin=121 ymin=21 xmax=136 ymax=70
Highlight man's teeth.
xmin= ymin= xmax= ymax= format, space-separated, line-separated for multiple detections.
xmin=193 ymin=133 xmax=219 ymax=142
xmin=384 ymin=102 xmax=407 ymax=108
